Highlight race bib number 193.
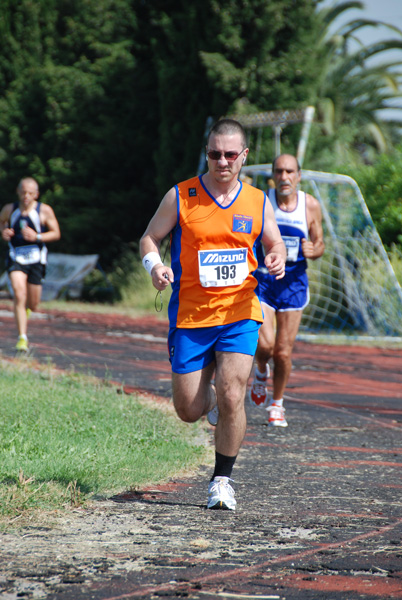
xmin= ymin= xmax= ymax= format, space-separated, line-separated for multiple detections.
xmin=198 ymin=248 xmax=248 ymax=287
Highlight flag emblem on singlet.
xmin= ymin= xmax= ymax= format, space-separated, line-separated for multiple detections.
xmin=233 ymin=214 xmax=252 ymax=234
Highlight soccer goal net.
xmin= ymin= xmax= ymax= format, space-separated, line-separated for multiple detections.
xmin=242 ymin=165 xmax=402 ymax=338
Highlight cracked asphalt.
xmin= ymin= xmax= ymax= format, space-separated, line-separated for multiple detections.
xmin=0 ymin=303 xmax=401 ymax=600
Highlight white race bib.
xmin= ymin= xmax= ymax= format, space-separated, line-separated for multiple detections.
xmin=12 ymin=245 xmax=41 ymax=265
xmin=282 ymin=236 xmax=300 ymax=262
xmin=198 ymin=248 xmax=248 ymax=287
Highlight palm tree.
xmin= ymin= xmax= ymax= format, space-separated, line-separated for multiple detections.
xmin=314 ymin=1 xmax=402 ymax=163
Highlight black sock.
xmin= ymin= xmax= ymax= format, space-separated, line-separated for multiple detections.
xmin=211 ymin=451 xmax=237 ymax=481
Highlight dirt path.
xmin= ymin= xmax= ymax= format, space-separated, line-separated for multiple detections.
xmin=0 ymin=305 xmax=401 ymax=599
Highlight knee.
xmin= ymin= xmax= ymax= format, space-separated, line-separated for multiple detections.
xmin=257 ymin=335 xmax=274 ymax=358
xmin=172 ymin=394 xmax=203 ymax=423
xmin=174 ymin=406 xmax=199 ymax=423
xmin=274 ymin=347 xmax=292 ymax=366
xmin=14 ymin=290 xmax=27 ymax=305
xmin=216 ymin=386 xmax=245 ymax=417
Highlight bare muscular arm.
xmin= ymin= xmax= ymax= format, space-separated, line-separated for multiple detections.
xmin=261 ymin=196 xmax=287 ymax=279
xmin=140 ymin=187 xmax=177 ymax=290
xmin=0 ymin=204 xmax=14 ymax=241
xmin=302 ymin=194 xmax=325 ymax=260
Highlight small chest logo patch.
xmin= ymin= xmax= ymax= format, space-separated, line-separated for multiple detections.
xmin=189 ymin=188 xmax=197 ymax=197
xmin=233 ymin=214 xmax=253 ymax=234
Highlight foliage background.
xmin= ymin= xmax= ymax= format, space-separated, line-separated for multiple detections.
xmin=0 ymin=0 xmax=401 ymax=276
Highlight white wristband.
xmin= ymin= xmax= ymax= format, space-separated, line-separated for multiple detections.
xmin=142 ymin=252 xmax=163 ymax=276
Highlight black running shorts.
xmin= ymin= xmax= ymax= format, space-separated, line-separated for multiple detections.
xmin=7 ymin=260 xmax=46 ymax=285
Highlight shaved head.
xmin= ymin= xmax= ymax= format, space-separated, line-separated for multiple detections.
xmin=17 ymin=177 xmax=39 ymax=192
xmin=207 ymin=119 xmax=247 ymax=148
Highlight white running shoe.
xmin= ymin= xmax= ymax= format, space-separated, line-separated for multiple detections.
xmin=207 ymin=404 xmax=219 ymax=426
xmin=266 ymin=402 xmax=288 ymax=427
xmin=249 ymin=365 xmax=270 ymax=407
xmin=207 ymin=477 xmax=236 ymax=510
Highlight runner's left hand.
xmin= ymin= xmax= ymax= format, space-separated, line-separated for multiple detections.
xmin=264 ymin=253 xmax=285 ymax=280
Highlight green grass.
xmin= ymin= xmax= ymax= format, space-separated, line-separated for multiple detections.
xmin=0 ymin=361 xmax=211 ymax=527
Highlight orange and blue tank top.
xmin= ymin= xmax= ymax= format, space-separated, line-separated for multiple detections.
xmin=168 ymin=175 xmax=266 ymax=328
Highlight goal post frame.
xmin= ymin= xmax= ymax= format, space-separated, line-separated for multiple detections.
xmin=242 ymin=164 xmax=402 ymax=337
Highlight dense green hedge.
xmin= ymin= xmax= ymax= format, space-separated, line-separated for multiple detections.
xmin=341 ymin=147 xmax=402 ymax=249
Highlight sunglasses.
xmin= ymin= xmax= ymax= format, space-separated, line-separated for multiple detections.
xmin=206 ymin=149 xmax=246 ymax=162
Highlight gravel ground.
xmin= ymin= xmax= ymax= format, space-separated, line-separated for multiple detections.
xmin=0 ymin=306 xmax=401 ymax=600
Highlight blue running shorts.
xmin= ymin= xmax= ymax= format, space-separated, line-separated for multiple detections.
xmin=168 ymin=319 xmax=261 ymax=374
xmin=255 ymin=267 xmax=309 ymax=312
